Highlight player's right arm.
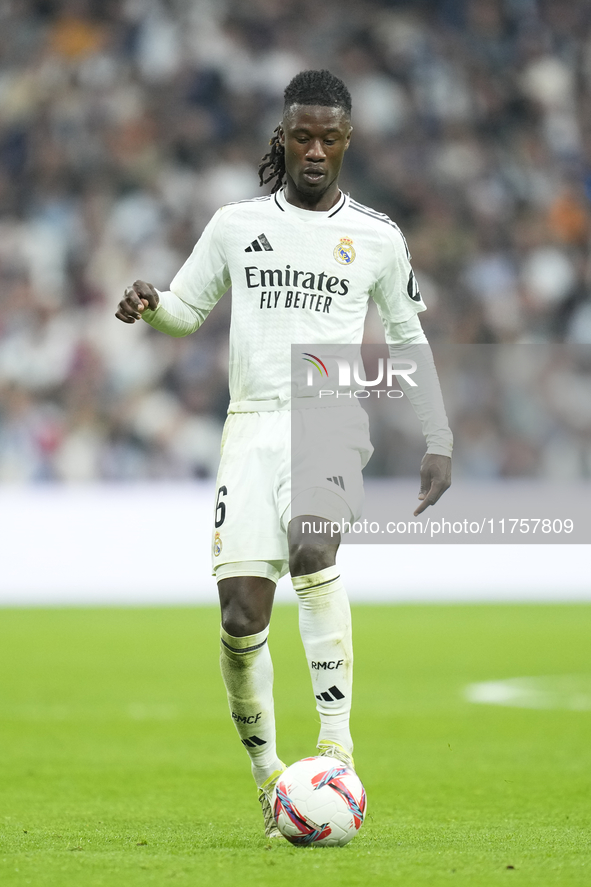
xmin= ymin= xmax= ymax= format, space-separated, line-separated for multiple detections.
xmin=115 ymin=207 xmax=231 ymax=336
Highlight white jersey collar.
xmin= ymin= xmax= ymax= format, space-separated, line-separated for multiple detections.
xmin=274 ymin=187 xmax=348 ymax=220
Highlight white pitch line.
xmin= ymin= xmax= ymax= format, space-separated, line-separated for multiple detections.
xmin=464 ymin=675 xmax=591 ymax=710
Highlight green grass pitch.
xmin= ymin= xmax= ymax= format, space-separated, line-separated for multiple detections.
xmin=1 ymin=604 xmax=590 ymax=887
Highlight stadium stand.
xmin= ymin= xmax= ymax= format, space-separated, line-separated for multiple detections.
xmin=0 ymin=0 xmax=590 ymax=482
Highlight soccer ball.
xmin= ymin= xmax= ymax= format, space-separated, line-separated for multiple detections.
xmin=272 ymin=756 xmax=367 ymax=846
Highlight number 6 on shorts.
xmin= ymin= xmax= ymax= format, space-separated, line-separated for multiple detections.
xmin=215 ymin=485 xmax=227 ymax=528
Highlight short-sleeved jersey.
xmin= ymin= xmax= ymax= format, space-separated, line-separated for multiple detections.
xmin=149 ymin=188 xmax=426 ymax=410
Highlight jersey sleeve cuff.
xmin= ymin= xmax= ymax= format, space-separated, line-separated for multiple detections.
xmin=426 ymin=445 xmax=453 ymax=457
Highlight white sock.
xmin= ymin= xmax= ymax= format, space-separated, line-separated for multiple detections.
xmin=292 ymin=566 xmax=353 ymax=753
xmin=219 ymin=625 xmax=283 ymax=787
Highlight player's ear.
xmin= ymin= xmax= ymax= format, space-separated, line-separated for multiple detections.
xmin=278 ymin=124 xmax=285 ymax=147
xmin=345 ymin=125 xmax=353 ymax=149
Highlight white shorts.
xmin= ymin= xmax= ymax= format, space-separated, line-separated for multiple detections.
xmin=211 ymin=406 xmax=373 ymax=581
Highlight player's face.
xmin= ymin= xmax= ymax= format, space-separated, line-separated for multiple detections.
xmin=280 ymin=105 xmax=352 ymax=209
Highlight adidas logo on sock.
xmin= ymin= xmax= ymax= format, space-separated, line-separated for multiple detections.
xmin=327 ymin=475 xmax=345 ymax=490
xmin=241 ymin=735 xmax=267 ymax=748
xmin=316 ymin=685 xmax=345 ymax=703
xmin=245 ymin=233 xmax=273 ymax=252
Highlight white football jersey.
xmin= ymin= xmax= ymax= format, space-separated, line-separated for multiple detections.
xmin=145 ymin=188 xmax=427 ymax=410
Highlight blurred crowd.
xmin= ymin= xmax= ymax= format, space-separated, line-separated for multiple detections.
xmin=1 ymin=0 xmax=590 ymax=482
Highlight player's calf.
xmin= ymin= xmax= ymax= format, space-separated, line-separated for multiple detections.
xmin=291 ymin=564 xmax=354 ymax=756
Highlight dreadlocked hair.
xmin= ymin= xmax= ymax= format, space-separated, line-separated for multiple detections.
xmin=258 ymin=125 xmax=285 ymax=193
xmin=258 ymin=69 xmax=352 ymax=193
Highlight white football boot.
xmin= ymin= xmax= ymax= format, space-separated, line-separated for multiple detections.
xmin=257 ymin=763 xmax=287 ymax=839
xmin=316 ymin=739 xmax=355 ymax=771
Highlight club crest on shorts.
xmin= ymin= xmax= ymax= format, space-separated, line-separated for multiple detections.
xmin=213 ymin=532 xmax=223 ymax=557
xmin=333 ymin=237 xmax=356 ymax=265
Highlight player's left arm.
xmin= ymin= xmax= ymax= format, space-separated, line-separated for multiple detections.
xmin=371 ymin=229 xmax=452 ymax=514
xmin=386 ymin=320 xmax=452 ymax=516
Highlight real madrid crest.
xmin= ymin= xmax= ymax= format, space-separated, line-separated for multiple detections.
xmin=213 ymin=532 xmax=223 ymax=557
xmin=334 ymin=236 xmax=356 ymax=265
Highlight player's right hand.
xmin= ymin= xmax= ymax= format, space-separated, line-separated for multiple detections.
xmin=115 ymin=280 xmax=159 ymax=323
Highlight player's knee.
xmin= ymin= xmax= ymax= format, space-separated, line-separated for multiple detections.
xmin=288 ymin=542 xmax=336 ymax=578
xmin=221 ymin=606 xmax=269 ymax=638
xmin=218 ymin=576 xmax=275 ymax=637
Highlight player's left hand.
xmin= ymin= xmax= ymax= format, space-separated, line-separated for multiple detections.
xmin=413 ymin=453 xmax=451 ymax=516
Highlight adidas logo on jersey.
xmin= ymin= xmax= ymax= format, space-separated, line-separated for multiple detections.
xmin=327 ymin=475 xmax=345 ymax=490
xmin=241 ymin=735 xmax=267 ymax=748
xmin=245 ymin=233 xmax=273 ymax=252
xmin=315 ymin=685 xmax=345 ymax=703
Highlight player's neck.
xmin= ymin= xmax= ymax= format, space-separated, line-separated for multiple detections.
xmin=284 ymin=179 xmax=342 ymax=212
